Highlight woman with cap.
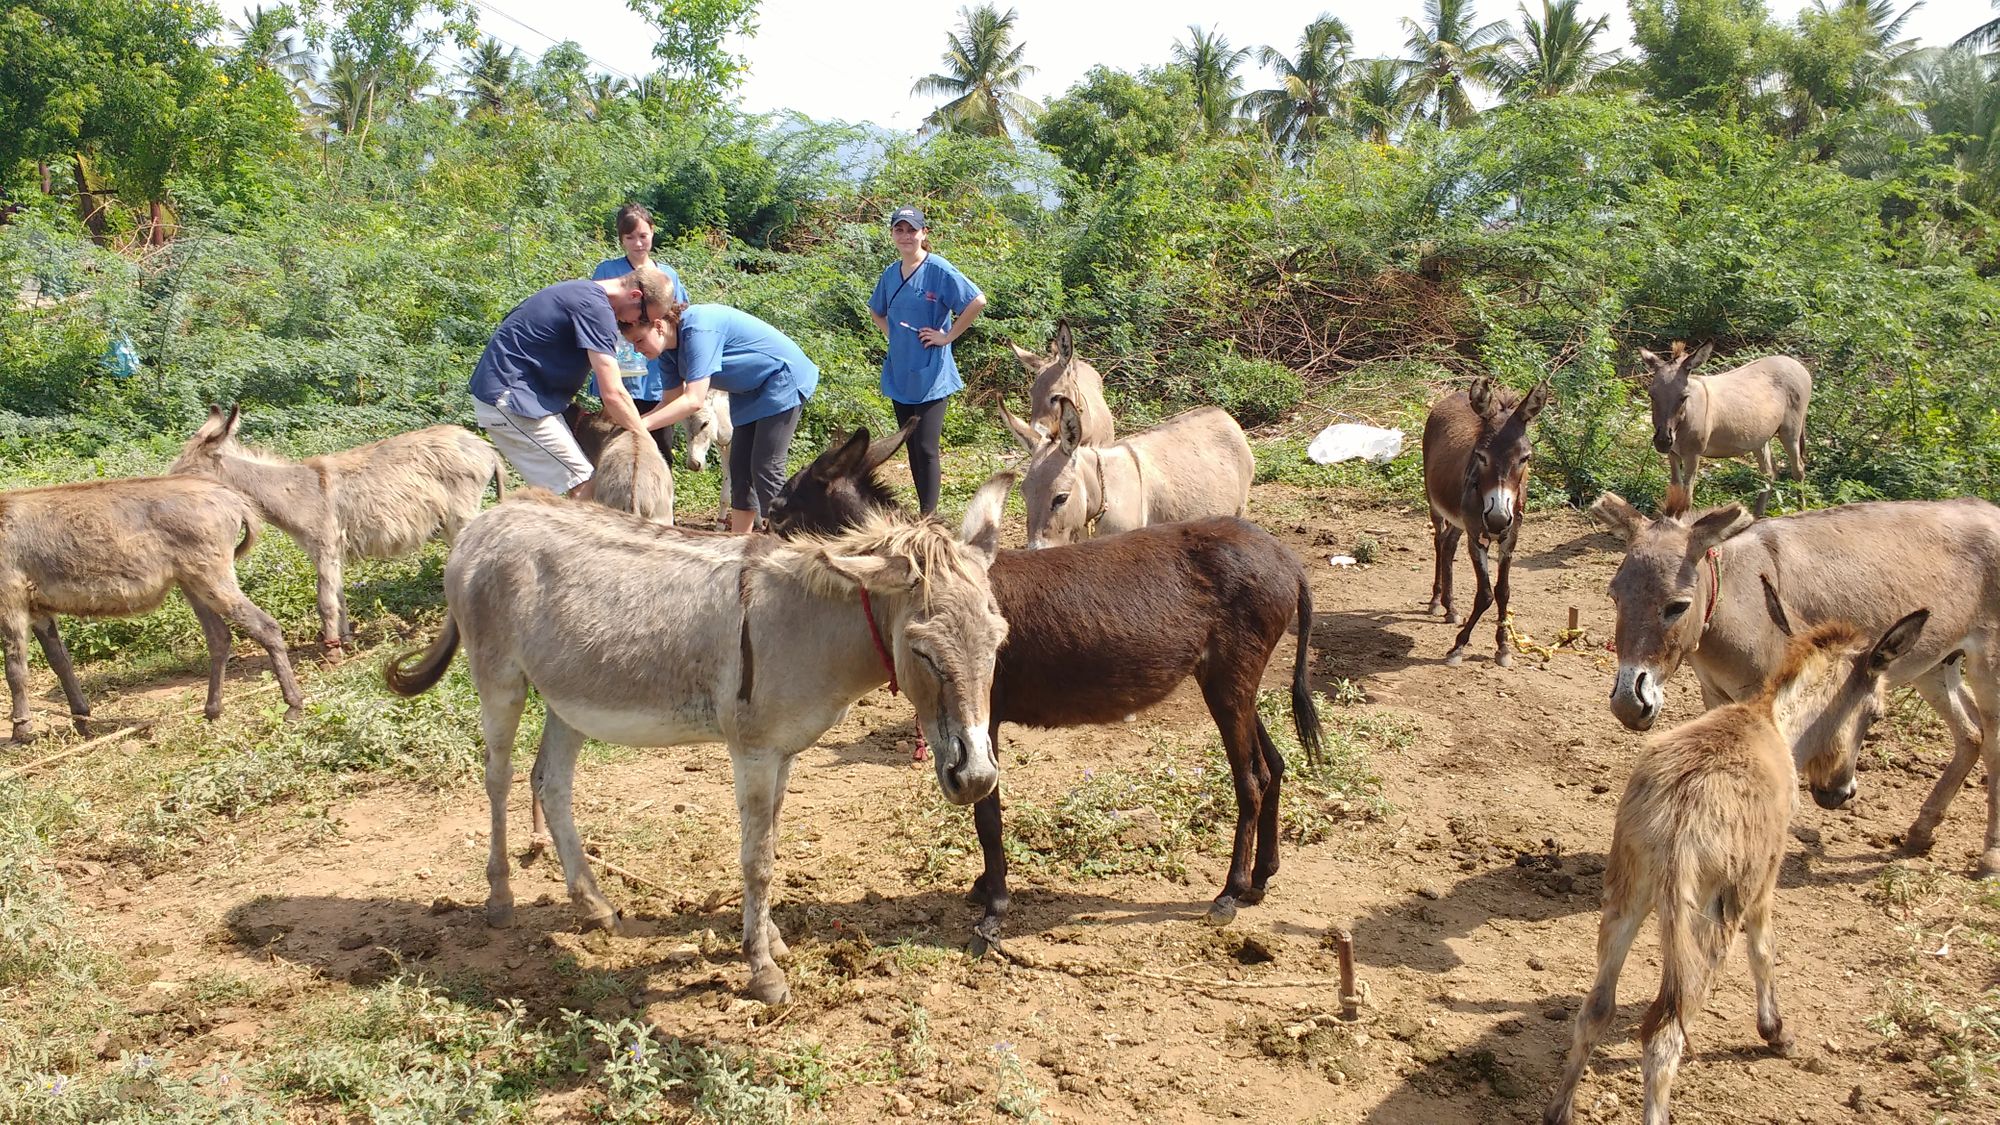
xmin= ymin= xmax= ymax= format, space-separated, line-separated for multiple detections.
xmin=588 ymin=202 xmax=690 ymax=461
xmin=866 ymin=205 xmax=986 ymax=515
xmin=619 ymin=299 xmax=819 ymax=533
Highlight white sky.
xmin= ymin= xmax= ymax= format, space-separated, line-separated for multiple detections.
xmin=463 ymin=0 xmax=1994 ymax=129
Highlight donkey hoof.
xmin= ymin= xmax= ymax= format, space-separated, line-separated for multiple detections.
xmin=1236 ymin=886 xmax=1267 ymax=906
xmin=1494 ymin=650 xmax=1515 ymax=669
xmin=10 ymin=721 xmax=36 ymax=745
xmin=1899 ymin=825 xmax=1936 ymax=856
xmin=485 ymin=900 xmax=515 ymax=928
xmin=71 ymin=715 xmax=92 ymax=736
xmin=203 ymin=704 xmax=223 ymax=722
xmin=1763 ymin=1023 xmax=1795 ymax=1056
xmin=1542 ymin=1102 xmax=1575 ymax=1125
xmin=1979 ymin=851 xmax=2000 ymax=881
xmin=1443 ymin=649 xmax=1466 ymax=667
xmin=748 ymin=967 xmax=791 ymax=1006
xmin=582 ymin=908 xmax=623 ymax=935
xmin=1206 ymin=897 xmax=1238 ymax=926
xmin=1444 ymin=611 xmax=1460 ymax=625
xmin=282 ymin=705 xmax=304 ymax=722
xmin=968 ymin=917 xmax=1005 ymax=960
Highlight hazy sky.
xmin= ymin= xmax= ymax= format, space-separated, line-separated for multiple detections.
xmin=463 ymin=0 xmax=1994 ymax=129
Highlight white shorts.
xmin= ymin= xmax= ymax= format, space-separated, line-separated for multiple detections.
xmin=474 ymin=398 xmax=593 ymax=493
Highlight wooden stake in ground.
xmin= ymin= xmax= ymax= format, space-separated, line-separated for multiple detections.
xmin=1 ymin=725 xmax=143 ymax=782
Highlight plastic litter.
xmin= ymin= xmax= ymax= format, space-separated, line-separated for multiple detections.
xmin=1328 ymin=555 xmax=1357 ymax=568
xmin=1308 ymin=423 xmax=1404 ymax=465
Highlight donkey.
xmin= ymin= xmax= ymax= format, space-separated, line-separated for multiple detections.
xmin=1421 ymin=378 xmax=1550 ymax=666
xmin=385 ymin=482 xmax=1012 ymax=1005
xmin=1639 ymin=343 xmax=1811 ymax=515
xmin=1 ymin=475 xmax=305 ymax=741
xmin=1008 ymin=323 xmax=1114 ymax=445
xmin=767 ymin=429 xmax=1323 ymax=945
xmin=1545 ymin=598 xmax=1929 ymax=1125
xmin=1003 ymin=401 xmax=1253 ymax=549
xmin=170 ymin=405 xmax=505 ymax=657
xmin=1592 ymin=488 xmax=2000 ymax=876
xmin=561 ymin=407 xmax=673 ymax=524
xmin=681 ymin=390 xmax=734 ymax=527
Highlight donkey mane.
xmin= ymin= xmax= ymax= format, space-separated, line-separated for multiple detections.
xmin=1760 ymin=622 xmax=1863 ymax=704
xmin=773 ymin=512 xmax=978 ymax=602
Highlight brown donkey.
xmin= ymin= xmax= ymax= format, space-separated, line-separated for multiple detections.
xmin=1545 ymin=598 xmax=1928 ymax=1125
xmin=1422 ymin=378 xmax=1550 ymax=666
xmin=1007 ymin=322 xmax=1115 ymax=446
xmin=767 ymin=428 xmax=1323 ymax=946
xmin=1 ymin=476 xmax=305 ymax=740
xmin=171 ymin=405 xmax=505 ymax=656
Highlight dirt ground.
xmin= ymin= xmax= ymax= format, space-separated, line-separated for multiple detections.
xmin=27 ymin=482 xmax=1996 ymax=1123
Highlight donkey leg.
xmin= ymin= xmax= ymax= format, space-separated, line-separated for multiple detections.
xmin=1427 ymin=512 xmax=1448 ymax=616
xmin=1491 ymin=539 xmax=1517 ymax=668
xmin=1438 ymin=526 xmax=1463 ymax=623
xmin=1961 ymin=654 xmax=2000 ymax=876
xmin=31 ymin=616 xmax=91 ymax=735
xmin=476 ymin=673 xmax=529 ymax=928
xmin=1545 ymin=894 xmax=1650 ymax=1125
xmin=187 ymin=600 xmax=234 ymax=722
xmin=730 ymin=746 xmax=793 ymax=1004
xmin=535 ymin=711 xmax=620 ymax=931
xmin=1743 ymin=881 xmax=1793 ymax=1054
xmin=191 ymin=578 xmax=304 ymax=719
xmin=1752 ymin=445 xmax=1777 ymax=518
xmin=1905 ymin=666 xmax=1982 ymax=855
xmin=1243 ymin=716 xmax=1286 ymax=902
xmin=1202 ymin=672 xmax=1268 ymax=924
xmin=5 ymin=612 xmax=37 ymax=742
xmin=311 ymin=552 xmax=344 ymax=656
xmin=1445 ymin=536 xmax=1494 ymax=666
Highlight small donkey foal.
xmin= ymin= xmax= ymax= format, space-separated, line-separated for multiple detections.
xmin=1545 ymin=590 xmax=1929 ymax=1125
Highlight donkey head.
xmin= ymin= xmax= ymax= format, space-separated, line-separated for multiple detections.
xmin=816 ymin=473 xmax=1013 ymax=805
xmin=684 ymin=395 xmax=729 ymax=471
xmin=1461 ymin=379 xmax=1548 ymax=537
xmin=1756 ymin=582 xmax=1928 ymax=810
xmin=766 ymin=419 xmax=915 ymax=538
xmin=1638 ymin=342 xmax=1713 ymax=454
xmin=1591 ymin=489 xmax=1754 ymax=731
xmin=1012 ymin=323 xmax=1088 ymax=437
xmin=1007 ymin=396 xmax=1092 ymax=549
xmin=169 ymin=404 xmax=246 ymax=474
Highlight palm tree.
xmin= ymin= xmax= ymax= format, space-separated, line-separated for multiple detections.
xmin=1243 ymin=15 xmax=1354 ymax=155
xmin=1781 ymin=0 xmax=1925 ymax=134
xmin=1956 ymin=1 xmax=1999 ymax=49
xmin=912 ymin=4 xmax=1042 ymax=138
xmin=459 ymin=39 xmax=526 ymax=117
xmin=1172 ymin=25 xmax=1253 ymax=134
xmin=1910 ymin=46 xmax=2000 ymax=197
xmin=1400 ymin=0 xmax=1509 ymax=127
xmin=1343 ymin=58 xmax=1416 ymax=143
xmin=1492 ymin=0 xmax=1626 ymax=99
xmin=228 ymin=4 xmax=314 ymax=84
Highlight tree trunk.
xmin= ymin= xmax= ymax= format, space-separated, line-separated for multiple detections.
xmin=73 ymin=153 xmax=109 ymax=246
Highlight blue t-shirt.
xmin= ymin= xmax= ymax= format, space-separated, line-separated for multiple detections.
xmin=867 ymin=253 xmax=981 ymax=404
xmin=587 ymin=256 xmax=690 ymax=400
xmin=469 ymin=280 xmax=620 ymax=418
xmin=661 ymin=305 xmax=819 ymax=426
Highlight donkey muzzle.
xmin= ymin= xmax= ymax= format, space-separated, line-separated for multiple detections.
xmin=933 ymin=721 xmax=998 ymax=806
xmin=1652 ymin=434 xmax=1673 ymax=455
xmin=1610 ymin=664 xmax=1663 ymax=731
xmin=1480 ymin=487 xmax=1515 ymax=535
xmin=1811 ymin=779 xmax=1857 ymax=810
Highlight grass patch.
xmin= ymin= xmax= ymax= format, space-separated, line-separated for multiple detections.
xmin=1867 ymin=868 xmax=2000 ymax=1112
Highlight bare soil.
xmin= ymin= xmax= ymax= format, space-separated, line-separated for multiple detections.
xmin=24 ymin=483 xmax=1990 ymax=1123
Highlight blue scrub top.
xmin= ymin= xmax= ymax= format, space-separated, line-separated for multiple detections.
xmin=661 ymin=304 xmax=819 ymax=426
xmin=469 ymin=280 xmax=620 ymax=418
xmin=867 ymin=253 xmax=981 ymax=404
xmin=587 ymin=256 xmax=690 ymax=401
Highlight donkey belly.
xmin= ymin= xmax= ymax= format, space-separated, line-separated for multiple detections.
xmin=539 ymin=690 xmax=724 ymax=749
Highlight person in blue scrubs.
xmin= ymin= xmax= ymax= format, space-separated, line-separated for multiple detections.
xmin=867 ymin=206 xmax=986 ymax=515
xmin=621 ymin=301 xmax=818 ymax=533
xmin=587 ymin=203 xmax=690 ymax=462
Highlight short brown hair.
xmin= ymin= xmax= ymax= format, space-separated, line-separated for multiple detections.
xmin=618 ymin=265 xmax=679 ymax=322
xmin=615 ymin=202 xmax=653 ymax=237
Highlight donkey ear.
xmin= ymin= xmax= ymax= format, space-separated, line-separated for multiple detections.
xmin=999 ymin=402 xmax=1041 ymax=453
xmin=192 ymin=405 xmax=228 ymax=443
xmin=1588 ymin=492 xmax=1646 ymax=542
xmin=1685 ymin=342 xmax=1714 ymax=372
xmin=1008 ymin=341 xmax=1044 ymax=376
xmin=814 ymin=428 xmax=871 ymax=481
xmin=1870 ymin=608 xmax=1930 ymax=672
xmin=1637 ymin=348 xmax=1662 ymax=367
xmin=1760 ymin=575 xmax=1794 ymax=638
xmin=865 ymin=416 xmax=918 ymax=471
xmin=1688 ymin=503 xmax=1754 ymax=556
xmin=821 ymin=551 xmax=918 ymax=593
xmin=222 ymin=404 xmax=243 ymax=440
xmin=1056 ymin=396 xmax=1083 ymax=455
xmin=959 ymin=471 xmax=1014 ymax=567
xmin=1054 ymin=322 xmax=1074 ymax=363
xmin=1467 ymin=378 xmax=1493 ymax=415
xmin=1514 ymin=381 xmax=1550 ymax=423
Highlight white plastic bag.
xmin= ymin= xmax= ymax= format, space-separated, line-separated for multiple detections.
xmin=1307 ymin=423 xmax=1404 ymax=465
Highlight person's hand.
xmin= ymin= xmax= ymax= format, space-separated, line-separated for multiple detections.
xmin=917 ymin=326 xmax=950 ymax=347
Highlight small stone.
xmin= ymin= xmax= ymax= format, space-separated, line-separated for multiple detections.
xmin=1590 ymin=782 xmax=1611 ymax=794
xmin=1059 ymin=1074 xmax=1096 ymax=1096
xmin=1416 ymin=885 xmax=1443 ymax=901
xmin=1497 ymin=1017 xmax=1527 ymax=1036
xmin=1526 ymin=955 xmax=1546 ymax=971
xmin=887 ymin=1091 xmax=914 ymax=1115
xmin=337 ymin=931 xmax=373 ymax=951
xmin=1803 ymin=1055 xmax=1833 ymax=1075
xmin=1542 ymin=1003 xmax=1572 ymax=1021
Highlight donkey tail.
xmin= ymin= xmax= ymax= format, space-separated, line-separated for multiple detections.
xmin=1638 ymin=863 xmax=1734 ymax=1046
xmin=491 ymin=451 xmax=508 ymax=504
xmin=1292 ymin=574 xmax=1324 ymax=767
xmin=385 ymin=614 xmax=461 ymax=696
xmin=234 ymin=511 xmax=261 ymax=560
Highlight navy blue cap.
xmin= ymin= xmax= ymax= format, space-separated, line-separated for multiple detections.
xmin=888 ymin=206 xmax=927 ymax=229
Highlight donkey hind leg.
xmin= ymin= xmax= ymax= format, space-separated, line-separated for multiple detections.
xmin=1752 ymin=444 xmax=1777 ymax=518
xmin=968 ymin=715 xmax=1011 ymax=956
xmin=1445 ymin=535 xmax=1495 ymax=666
xmin=731 ymin=746 xmax=795 ymax=1004
xmin=1954 ymin=649 xmax=2000 ymax=877
xmin=183 ymin=574 xmax=304 ymax=719
xmin=1639 ymin=897 xmax=1737 ymax=1125
xmin=1202 ymin=669 xmax=1270 ymax=925
xmin=1426 ymin=509 xmax=1447 ymax=616
xmin=1904 ymin=662 xmax=1982 ymax=856
xmin=5 ymin=611 xmax=38 ymax=742
xmin=1544 ymin=888 xmax=1652 ymax=1125
xmin=476 ymin=672 xmax=530 ymax=927
xmin=311 ymin=549 xmax=346 ymax=655
xmin=30 ymin=616 xmax=90 ymax=735
xmin=1240 ymin=714 xmax=1287 ymax=903
xmin=535 ymin=711 xmax=620 ymax=932
xmin=1490 ymin=536 xmax=1518 ymax=668
xmin=187 ymin=600 xmax=235 ymax=722
xmin=1743 ymin=874 xmax=1793 ymax=1054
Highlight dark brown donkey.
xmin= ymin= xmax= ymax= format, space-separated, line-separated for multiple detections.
xmin=767 ymin=427 xmax=1324 ymax=949
xmin=1422 ymin=378 xmax=1549 ymax=667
